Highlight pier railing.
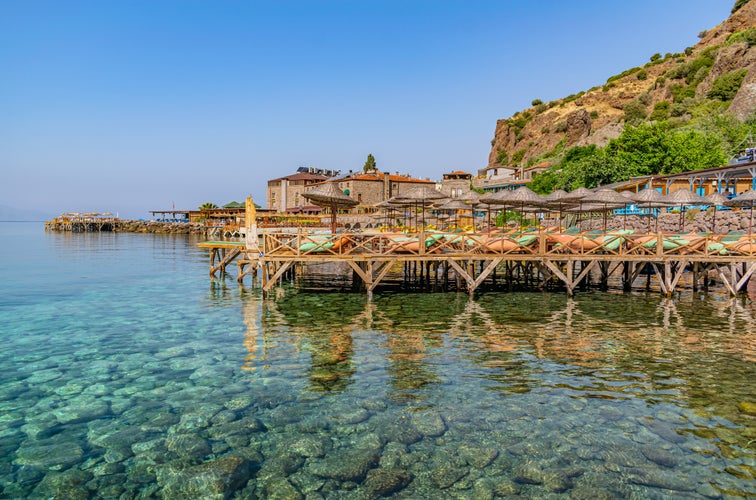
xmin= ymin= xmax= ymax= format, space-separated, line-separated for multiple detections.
xmin=261 ymin=230 xmax=756 ymax=259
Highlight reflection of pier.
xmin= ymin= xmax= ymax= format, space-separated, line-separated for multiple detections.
xmin=201 ymin=229 xmax=756 ymax=298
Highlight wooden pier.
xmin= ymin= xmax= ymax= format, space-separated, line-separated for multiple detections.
xmin=199 ymin=229 xmax=756 ymax=298
xmin=45 ymin=213 xmax=118 ymax=232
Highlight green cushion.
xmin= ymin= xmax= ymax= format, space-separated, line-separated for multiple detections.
xmin=299 ymin=241 xmax=334 ymax=252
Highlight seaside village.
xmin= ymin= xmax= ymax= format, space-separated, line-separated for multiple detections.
xmin=46 ymin=155 xmax=756 ymax=297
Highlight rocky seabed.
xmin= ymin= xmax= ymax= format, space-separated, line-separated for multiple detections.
xmin=1 ymin=343 xmax=753 ymax=499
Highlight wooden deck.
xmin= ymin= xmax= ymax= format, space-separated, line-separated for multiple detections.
xmin=199 ymin=230 xmax=756 ymax=298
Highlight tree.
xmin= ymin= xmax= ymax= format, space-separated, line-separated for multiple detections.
xmin=198 ymin=202 xmax=218 ymax=211
xmin=363 ymin=154 xmax=377 ymax=172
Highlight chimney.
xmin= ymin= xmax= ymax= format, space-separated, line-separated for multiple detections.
xmin=384 ymin=172 xmax=391 ymax=199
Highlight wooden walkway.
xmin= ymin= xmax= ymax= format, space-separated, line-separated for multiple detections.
xmin=199 ymin=230 xmax=756 ymax=298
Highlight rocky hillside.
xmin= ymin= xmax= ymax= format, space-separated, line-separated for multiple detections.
xmin=488 ymin=0 xmax=756 ymax=169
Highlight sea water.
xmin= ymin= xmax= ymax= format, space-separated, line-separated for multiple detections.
xmin=0 ymin=222 xmax=754 ymax=498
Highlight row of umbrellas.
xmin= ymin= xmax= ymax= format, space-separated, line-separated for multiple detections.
xmin=303 ymin=181 xmax=756 ymax=233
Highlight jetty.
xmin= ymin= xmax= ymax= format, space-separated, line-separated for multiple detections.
xmin=200 ymin=227 xmax=756 ymax=298
xmin=45 ymin=212 xmax=117 ymax=232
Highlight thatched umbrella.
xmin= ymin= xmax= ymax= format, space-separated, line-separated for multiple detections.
xmin=704 ymin=192 xmax=729 ymax=233
xmin=560 ymin=187 xmax=595 ymax=229
xmin=583 ymin=188 xmax=630 ymax=231
xmin=437 ymin=199 xmax=473 ymax=229
xmin=302 ymin=182 xmax=358 ymax=233
xmin=633 ymin=188 xmax=672 ymax=232
xmin=542 ymin=189 xmax=576 ymax=231
xmin=725 ymin=189 xmax=756 ymax=236
xmin=668 ymin=188 xmax=706 ymax=232
xmin=395 ymin=185 xmax=447 ymax=229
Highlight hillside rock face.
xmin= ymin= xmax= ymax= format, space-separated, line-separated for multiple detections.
xmin=488 ymin=1 xmax=756 ymax=169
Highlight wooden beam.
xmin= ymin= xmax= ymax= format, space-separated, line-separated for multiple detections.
xmin=262 ymin=261 xmax=294 ymax=291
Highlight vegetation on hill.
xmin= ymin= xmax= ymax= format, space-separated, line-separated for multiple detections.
xmin=489 ymin=0 xmax=756 ymax=194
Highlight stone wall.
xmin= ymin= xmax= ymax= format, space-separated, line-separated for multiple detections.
xmin=580 ymin=209 xmax=755 ymax=234
xmin=116 ymin=220 xmax=208 ymax=235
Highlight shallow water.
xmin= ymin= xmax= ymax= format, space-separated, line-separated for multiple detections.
xmin=0 ymin=222 xmax=754 ymax=498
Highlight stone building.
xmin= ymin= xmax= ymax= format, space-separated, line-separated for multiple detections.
xmin=325 ymin=170 xmax=435 ymax=210
xmin=267 ymin=172 xmax=330 ymax=212
xmin=438 ymin=170 xmax=474 ymax=199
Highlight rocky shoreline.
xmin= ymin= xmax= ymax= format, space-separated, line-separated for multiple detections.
xmin=115 ymin=220 xmax=209 ymax=236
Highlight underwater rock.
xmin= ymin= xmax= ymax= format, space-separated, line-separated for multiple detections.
xmin=411 ymin=411 xmax=447 ymax=437
xmin=14 ymin=440 xmax=84 ymax=470
xmin=263 ymin=477 xmax=303 ymax=500
xmin=626 ymin=468 xmax=697 ymax=492
xmin=365 ymin=467 xmax=412 ymax=497
xmin=165 ymin=433 xmax=211 ymax=459
xmin=51 ymin=395 xmax=110 ymax=425
xmin=641 ymin=418 xmax=685 ymax=444
xmin=309 ymin=448 xmax=380 ymax=482
xmin=459 ymin=444 xmax=498 ymax=468
xmin=429 ymin=463 xmax=468 ymax=489
xmin=737 ymin=402 xmax=756 ymax=416
xmin=158 ymin=455 xmax=253 ymax=500
xmin=287 ymin=435 xmax=332 ymax=458
xmin=512 ymin=462 xmax=546 ymax=485
xmin=641 ymin=445 xmax=678 ymax=468
xmin=31 ymin=469 xmax=92 ymax=500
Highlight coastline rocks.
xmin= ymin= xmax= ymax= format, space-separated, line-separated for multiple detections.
xmin=116 ymin=220 xmax=208 ymax=235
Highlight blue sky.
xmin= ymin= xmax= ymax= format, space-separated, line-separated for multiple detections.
xmin=0 ymin=1 xmax=733 ymax=218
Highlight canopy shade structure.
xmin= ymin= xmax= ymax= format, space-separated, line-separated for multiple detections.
xmin=704 ymin=192 xmax=730 ymax=233
xmin=394 ymin=186 xmax=448 ymax=228
xmin=632 ymin=189 xmax=672 ymax=232
xmin=725 ymin=189 xmax=756 ymax=236
xmin=302 ymin=183 xmax=358 ymax=232
xmin=669 ymin=188 xmax=706 ymax=232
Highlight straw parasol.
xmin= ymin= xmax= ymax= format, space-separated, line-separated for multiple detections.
xmin=633 ymin=188 xmax=672 ymax=232
xmin=668 ymin=188 xmax=706 ymax=232
xmin=703 ymin=192 xmax=729 ymax=233
xmin=725 ymin=189 xmax=756 ymax=236
xmin=560 ymin=187 xmax=595 ymax=229
xmin=437 ymin=199 xmax=473 ymax=229
xmin=542 ymin=189 xmax=576 ymax=231
xmin=302 ymin=182 xmax=358 ymax=233
xmin=583 ymin=188 xmax=631 ymax=231
xmin=395 ymin=185 xmax=447 ymax=229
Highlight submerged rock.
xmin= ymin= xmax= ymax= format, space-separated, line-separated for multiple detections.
xmin=31 ymin=469 xmax=92 ymax=500
xmin=157 ymin=455 xmax=253 ymax=499
xmin=309 ymin=448 xmax=380 ymax=482
xmin=365 ymin=467 xmax=412 ymax=497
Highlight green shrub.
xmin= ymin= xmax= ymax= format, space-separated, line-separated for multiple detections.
xmin=554 ymin=121 xmax=568 ymax=133
xmin=512 ymin=149 xmax=526 ymax=164
xmin=637 ymin=70 xmax=647 ymax=80
xmin=541 ymin=126 xmax=550 ymax=134
xmin=535 ymin=103 xmax=548 ymax=114
xmin=638 ymin=92 xmax=652 ymax=106
xmin=684 ymin=46 xmax=694 ymax=56
xmin=732 ymin=0 xmax=749 ymax=13
xmin=623 ymin=101 xmax=647 ymax=125
xmin=602 ymin=82 xmax=616 ymax=92
xmin=496 ymin=149 xmax=509 ymax=165
xmin=655 ymin=76 xmax=667 ymax=89
xmin=589 ymin=110 xmax=599 ymax=119
xmin=670 ymin=83 xmax=695 ymax=103
xmin=650 ymin=53 xmax=661 ymax=62
xmin=670 ymin=102 xmax=689 ymax=117
xmin=708 ymin=69 xmax=748 ymax=101
xmin=726 ymin=27 xmax=756 ymax=46
xmin=698 ymin=30 xmax=708 ymax=39
xmin=531 ymin=99 xmax=543 ymax=106
xmin=649 ymin=101 xmax=671 ymax=121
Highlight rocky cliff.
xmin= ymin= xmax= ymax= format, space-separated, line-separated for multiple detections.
xmin=488 ymin=1 xmax=756 ymax=169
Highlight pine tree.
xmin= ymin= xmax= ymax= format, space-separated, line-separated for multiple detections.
xmin=363 ymin=154 xmax=377 ymax=172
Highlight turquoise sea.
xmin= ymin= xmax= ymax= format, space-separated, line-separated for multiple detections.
xmin=0 ymin=221 xmax=754 ymax=498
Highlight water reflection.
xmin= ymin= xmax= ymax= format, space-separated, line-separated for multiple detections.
xmin=240 ymin=289 xmax=756 ymax=466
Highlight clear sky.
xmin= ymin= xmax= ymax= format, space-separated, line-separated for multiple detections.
xmin=0 ymin=0 xmax=734 ymax=218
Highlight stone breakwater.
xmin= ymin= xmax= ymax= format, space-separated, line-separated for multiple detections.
xmin=115 ymin=220 xmax=209 ymax=236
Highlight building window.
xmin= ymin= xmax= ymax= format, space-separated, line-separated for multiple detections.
xmin=357 ymin=193 xmax=362 ymax=203
xmin=295 ymin=193 xmax=300 ymax=205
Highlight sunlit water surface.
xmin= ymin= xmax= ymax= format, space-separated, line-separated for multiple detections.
xmin=0 ymin=222 xmax=754 ymax=498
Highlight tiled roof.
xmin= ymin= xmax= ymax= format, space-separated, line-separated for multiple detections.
xmin=268 ymin=172 xmax=328 ymax=183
